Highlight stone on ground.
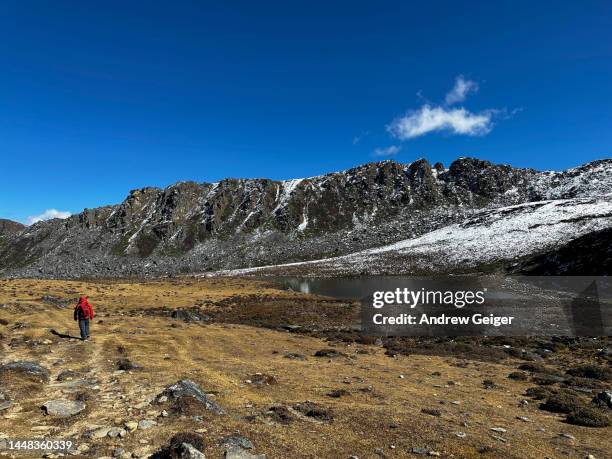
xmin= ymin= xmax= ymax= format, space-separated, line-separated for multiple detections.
xmin=41 ymin=399 xmax=86 ymax=417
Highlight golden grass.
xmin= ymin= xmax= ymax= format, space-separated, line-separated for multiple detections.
xmin=0 ymin=278 xmax=609 ymax=458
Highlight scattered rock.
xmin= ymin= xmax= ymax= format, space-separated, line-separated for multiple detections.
xmin=158 ymin=379 xmax=225 ymax=415
xmin=221 ymin=436 xmax=254 ymax=450
xmin=125 ymin=421 xmax=138 ymax=432
xmin=85 ymin=426 xmax=111 ymax=439
xmin=490 ymin=427 xmax=507 ymax=433
xmin=225 ymin=446 xmax=266 ymax=459
xmin=178 ymin=443 xmax=206 ymax=459
xmin=42 ymin=399 xmax=86 ymax=417
xmin=158 ymin=432 xmax=206 ymax=458
xmin=411 ymin=447 xmax=429 ymax=455
xmin=108 ymin=427 xmax=127 ymax=438
xmin=138 ymin=419 xmax=157 ymax=430
xmin=0 ymin=361 xmax=50 ymax=382
xmin=558 ymin=433 xmax=576 ymax=440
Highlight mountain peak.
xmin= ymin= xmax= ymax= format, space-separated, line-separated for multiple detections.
xmin=1 ymin=156 xmax=610 ymax=278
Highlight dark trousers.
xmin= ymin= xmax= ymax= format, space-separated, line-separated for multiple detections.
xmin=79 ymin=319 xmax=90 ymax=340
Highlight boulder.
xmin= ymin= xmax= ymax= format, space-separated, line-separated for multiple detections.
xmin=0 ymin=361 xmax=50 ymax=382
xmin=85 ymin=426 xmax=111 ymax=439
xmin=178 ymin=443 xmax=206 ymax=459
xmin=158 ymin=379 xmax=225 ymax=415
xmin=224 ymin=446 xmax=266 ymax=459
xmin=42 ymin=400 xmax=86 ymax=417
xmin=107 ymin=427 xmax=127 ymax=438
xmin=124 ymin=421 xmax=138 ymax=432
xmin=137 ymin=419 xmax=157 ymax=430
xmin=221 ymin=436 xmax=254 ymax=450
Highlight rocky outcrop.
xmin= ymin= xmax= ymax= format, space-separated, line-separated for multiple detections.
xmin=219 ymin=197 xmax=612 ymax=277
xmin=0 ymin=219 xmax=25 ymax=237
xmin=0 ymin=157 xmax=610 ymax=278
xmin=0 ymin=361 xmax=50 ymax=382
xmin=157 ymin=379 xmax=225 ymax=415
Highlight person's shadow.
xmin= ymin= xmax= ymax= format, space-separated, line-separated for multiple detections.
xmin=50 ymin=329 xmax=81 ymax=340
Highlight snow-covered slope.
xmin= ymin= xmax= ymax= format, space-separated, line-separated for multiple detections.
xmin=215 ymin=196 xmax=612 ymax=277
xmin=2 ymin=157 xmax=611 ymax=278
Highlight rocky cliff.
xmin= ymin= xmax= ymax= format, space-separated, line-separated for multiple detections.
xmin=1 ymin=157 xmax=610 ymax=278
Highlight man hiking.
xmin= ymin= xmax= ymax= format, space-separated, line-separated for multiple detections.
xmin=74 ymin=296 xmax=94 ymax=340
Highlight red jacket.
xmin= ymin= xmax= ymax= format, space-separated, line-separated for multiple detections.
xmin=74 ymin=296 xmax=94 ymax=320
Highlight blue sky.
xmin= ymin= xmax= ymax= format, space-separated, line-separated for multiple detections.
xmin=1 ymin=1 xmax=611 ymax=223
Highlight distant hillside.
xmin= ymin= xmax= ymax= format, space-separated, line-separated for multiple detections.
xmin=0 ymin=219 xmax=25 ymax=238
xmin=0 ymin=157 xmax=611 ymax=278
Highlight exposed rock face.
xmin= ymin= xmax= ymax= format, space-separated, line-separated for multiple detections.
xmin=0 ymin=219 xmax=25 ymax=237
xmin=217 ymin=197 xmax=612 ymax=277
xmin=0 ymin=157 xmax=610 ymax=278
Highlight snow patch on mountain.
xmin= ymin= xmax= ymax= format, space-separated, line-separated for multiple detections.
xmin=214 ymin=197 xmax=612 ymax=277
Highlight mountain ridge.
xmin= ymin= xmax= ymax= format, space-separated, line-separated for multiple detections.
xmin=1 ymin=156 xmax=611 ymax=278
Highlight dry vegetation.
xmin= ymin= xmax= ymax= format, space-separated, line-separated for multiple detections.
xmin=0 ymin=278 xmax=610 ymax=458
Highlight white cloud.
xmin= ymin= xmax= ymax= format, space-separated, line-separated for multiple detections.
xmin=445 ymin=75 xmax=479 ymax=105
xmin=372 ymin=145 xmax=401 ymax=157
xmin=387 ymin=105 xmax=493 ymax=140
xmin=26 ymin=209 xmax=72 ymax=225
